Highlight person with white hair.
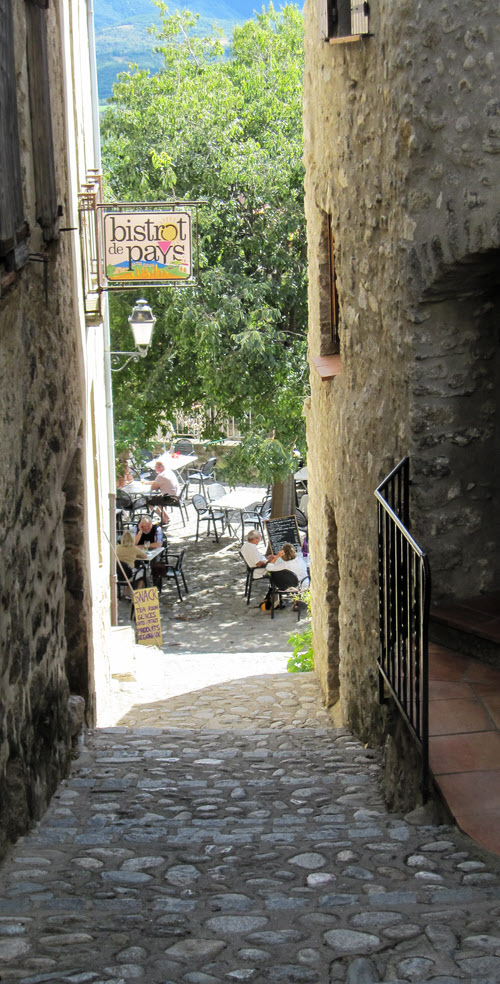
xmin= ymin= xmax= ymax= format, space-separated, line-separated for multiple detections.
xmin=241 ymin=529 xmax=276 ymax=578
xmin=149 ymin=460 xmax=179 ymax=496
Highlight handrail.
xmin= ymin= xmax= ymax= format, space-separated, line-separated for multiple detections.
xmin=375 ymin=457 xmax=431 ymax=800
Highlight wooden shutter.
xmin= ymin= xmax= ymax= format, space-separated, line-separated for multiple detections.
xmin=0 ymin=0 xmax=29 ymax=268
xmin=351 ymin=2 xmax=370 ymax=35
xmin=26 ymin=0 xmax=59 ymax=241
xmin=319 ymin=0 xmax=329 ymax=39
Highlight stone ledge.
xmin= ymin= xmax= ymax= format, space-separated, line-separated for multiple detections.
xmin=328 ymin=34 xmax=365 ymax=45
xmin=312 ymin=354 xmax=343 ymax=380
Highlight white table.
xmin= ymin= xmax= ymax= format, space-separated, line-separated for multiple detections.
xmin=145 ymin=452 xmax=197 ymax=475
xmin=208 ymin=488 xmax=266 ymax=540
xmin=122 ymin=480 xmax=150 ymax=495
xmin=144 ymin=545 xmax=164 ymax=562
xmin=210 ymin=489 xmax=263 ymax=511
xmin=294 ymin=466 xmax=308 ymax=482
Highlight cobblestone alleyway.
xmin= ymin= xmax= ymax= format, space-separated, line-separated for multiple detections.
xmin=1 ymin=671 xmax=500 ymax=984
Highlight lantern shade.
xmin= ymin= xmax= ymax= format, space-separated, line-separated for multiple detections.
xmin=129 ymin=299 xmax=156 ymax=351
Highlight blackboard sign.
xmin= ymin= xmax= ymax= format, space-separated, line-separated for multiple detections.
xmin=265 ymin=515 xmax=301 ymax=554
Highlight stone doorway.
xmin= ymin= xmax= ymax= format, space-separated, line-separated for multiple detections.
xmin=412 ymin=249 xmax=500 ymax=607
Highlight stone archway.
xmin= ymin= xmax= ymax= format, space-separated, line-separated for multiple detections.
xmin=411 ymin=249 xmax=500 ymax=603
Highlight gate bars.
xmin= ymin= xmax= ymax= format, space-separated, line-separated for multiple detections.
xmin=375 ymin=457 xmax=431 ymax=799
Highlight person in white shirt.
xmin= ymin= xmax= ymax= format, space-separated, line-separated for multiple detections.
xmin=149 ymin=461 xmax=179 ymax=496
xmin=268 ymin=542 xmax=310 ymax=586
xmin=241 ymin=530 xmax=276 ymax=579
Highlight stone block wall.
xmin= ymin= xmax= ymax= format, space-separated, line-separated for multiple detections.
xmin=303 ymin=0 xmax=500 ymax=767
xmin=0 ymin=0 xmax=93 ymax=860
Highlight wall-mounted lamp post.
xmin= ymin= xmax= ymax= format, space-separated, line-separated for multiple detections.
xmin=111 ymin=299 xmax=157 ymax=371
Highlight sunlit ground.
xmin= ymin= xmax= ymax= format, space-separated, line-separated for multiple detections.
xmin=99 ymin=485 xmax=310 ymax=726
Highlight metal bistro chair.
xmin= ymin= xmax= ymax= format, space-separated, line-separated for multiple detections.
xmin=129 ymin=493 xmax=149 ymax=520
xmin=176 ymin=480 xmax=190 ymax=526
xmin=295 ymin=508 xmax=308 ymax=532
xmin=259 ymin=497 xmax=272 ymax=521
xmin=116 ymin=560 xmax=148 ymax=620
xmin=207 ymin=483 xmax=240 ymax=537
xmin=187 ymin=456 xmax=217 ymax=496
xmin=240 ymin=503 xmax=265 ymax=544
xmin=192 ymin=493 xmax=226 ymax=543
xmin=206 ymin=482 xmax=226 ymax=504
xmin=146 ymin=492 xmax=182 ymax=528
xmin=164 ymin=547 xmax=189 ymax=602
xmin=239 ymin=550 xmax=263 ymax=606
xmin=269 ymin=569 xmax=302 ymax=620
xmin=116 ymin=491 xmax=135 ymax=535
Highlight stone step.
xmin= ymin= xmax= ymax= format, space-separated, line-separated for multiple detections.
xmin=430 ymin=591 xmax=500 ymax=670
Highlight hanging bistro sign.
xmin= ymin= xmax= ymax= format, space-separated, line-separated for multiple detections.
xmin=103 ymin=209 xmax=192 ymax=284
xmin=77 ymin=192 xmax=202 ymax=299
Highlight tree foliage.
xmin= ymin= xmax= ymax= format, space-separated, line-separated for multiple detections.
xmin=101 ymin=2 xmax=308 ymax=482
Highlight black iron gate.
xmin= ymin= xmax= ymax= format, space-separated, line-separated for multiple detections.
xmin=375 ymin=457 xmax=431 ymax=798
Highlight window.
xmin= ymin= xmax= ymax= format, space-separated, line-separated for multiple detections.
xmin=0 ymin=0 xmax=29 ymax=271
xmin=26 ymin=0 xmax=59 ymax=241
xmin=0 ymin=0 xmax=57 ymax=281
xmin=317 ymin=213 xmax=340 ymax=357
xmin=320 ymin=0 xmax=370 ymax=42
xmin=328 ymin=216 xmax=339 ymax=351
xmin=312 ymin=213 xmax=343 ymax=380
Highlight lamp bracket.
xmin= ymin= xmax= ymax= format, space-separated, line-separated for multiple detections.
xmin=110 ymin=350 xmax=147 ymax=372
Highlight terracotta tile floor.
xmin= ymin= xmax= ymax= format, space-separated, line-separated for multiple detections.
xmin=429 ymin=642 xmax=500 ymax=856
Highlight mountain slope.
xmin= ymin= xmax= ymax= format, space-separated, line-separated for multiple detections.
xmin=94 ymin=0 xmax=262 ymax=100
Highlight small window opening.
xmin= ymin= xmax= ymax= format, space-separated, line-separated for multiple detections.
xmin=328 ymin=216 xmax=339 ymax=351
xmin=321 ymin=0 xmax=370 ymax=42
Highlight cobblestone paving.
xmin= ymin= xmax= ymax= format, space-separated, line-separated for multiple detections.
xmin=112 ymin=672 xmax=331 ymax=730
xmin=1 ymin=673 xmax=500 ymax=984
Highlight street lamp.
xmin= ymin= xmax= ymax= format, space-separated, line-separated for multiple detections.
xmin=111 ymin=299 xmax=157 ymax=371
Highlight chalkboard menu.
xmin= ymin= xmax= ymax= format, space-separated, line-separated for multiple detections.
xmin=265 ymin=515 xmax=301 ymax=554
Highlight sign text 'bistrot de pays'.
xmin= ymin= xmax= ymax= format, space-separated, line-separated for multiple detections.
xmin=103 ymin=211 xmax=192 ymax=284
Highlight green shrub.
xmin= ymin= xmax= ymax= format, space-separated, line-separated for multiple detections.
xmin=287 ymin=591 xmax=313 ymax=672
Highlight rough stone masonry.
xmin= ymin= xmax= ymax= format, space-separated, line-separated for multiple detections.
xmin=303 ymin=0 xmax=500 ymax=765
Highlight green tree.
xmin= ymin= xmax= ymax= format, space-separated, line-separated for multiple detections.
xmin=102 ymin=2 xmax=308 ymax=484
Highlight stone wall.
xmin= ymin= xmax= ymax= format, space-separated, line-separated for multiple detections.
xmin=0 ymin=0 xmax=96 ymax=859
xmin=303 ymin=0 xmax=500 ymax=773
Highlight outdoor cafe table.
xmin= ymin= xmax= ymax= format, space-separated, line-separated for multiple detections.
xmin=121 ymin=480 xmax=151 ymax=496
xmin=208 ymin=488 xmax=265 ymax=538
xmin=145 ymin=451 xmax=197 ymax=478
xmin=118 ymin=484 xmax=172 ymax=527
xmin=210 ymin=489 xmax=263 ymax=511
xmin=141 ymin=545 xmax=164 ymax=562
xmin=294 ymin=466 xmax=308 ymax=482
xmin=141 ymin=544 xmax=164 ymax=584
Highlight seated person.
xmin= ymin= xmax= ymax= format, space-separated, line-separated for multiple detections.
xmin=146 ymin=461 xmax=179 ymax=523
xmin=135 ymin=516 xmax=159 ymax=548
xmin=116 ymin=530 xmax=148 ymax=599
xmin=241 ymin=530 xmax=277 ymax=579
xmin=150 ymin=460 xmax=179 ymax=495
xmin=268 ymin=541 xmax=310 ymax=586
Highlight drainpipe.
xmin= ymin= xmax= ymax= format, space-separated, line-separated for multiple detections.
xmin=87 ymin=0 xmax=118 ymax=624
